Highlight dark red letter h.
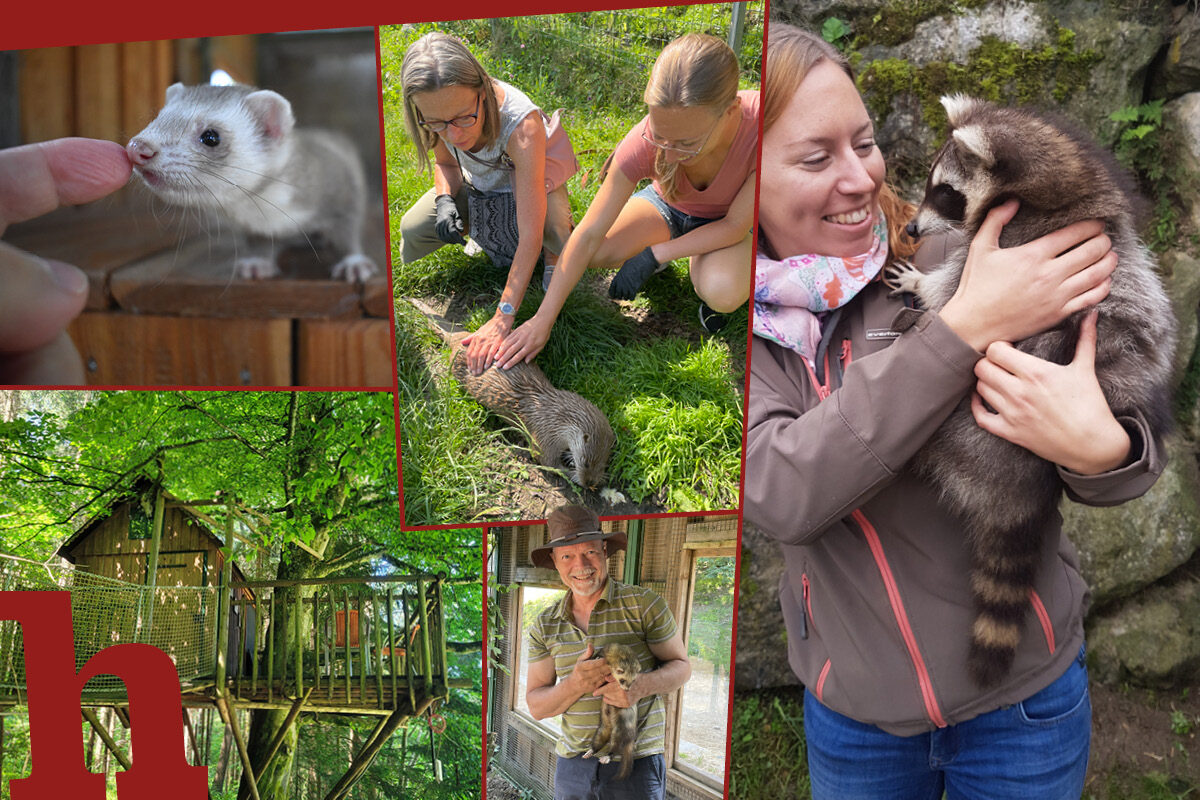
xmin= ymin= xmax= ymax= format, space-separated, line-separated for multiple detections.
xmin=0 ymin=592 xmax=208 ymax=799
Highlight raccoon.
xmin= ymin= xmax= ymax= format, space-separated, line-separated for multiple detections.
xmin=583 ymin=642 xmax=643 ymax=780
xmin=890 ymin=95 xmax=1176 ymax=688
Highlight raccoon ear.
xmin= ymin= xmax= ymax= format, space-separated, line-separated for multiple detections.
xmin=941 ymin=94 xmax=976 ymax=127
xmin=951 ymin=125 xmax=995 ymax=168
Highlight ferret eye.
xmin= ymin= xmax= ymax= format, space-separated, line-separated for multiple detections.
xmin=200 ymin=129 xmax=221 ymax=147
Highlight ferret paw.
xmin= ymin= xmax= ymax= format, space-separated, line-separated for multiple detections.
xmin=582 ymin=749 xmax=595 ymax=759
xmin=235 ymin=257 xmax=281 ymax=280
xmin=885 ymin=260 xmax=923 ymax=296
xmin=464 ymin=239 xmax=484 ymax=257
xmin=597 ymin=755 xmax=612 ymax=764
xmin=332 ymin=254 xmax=379 ymax=283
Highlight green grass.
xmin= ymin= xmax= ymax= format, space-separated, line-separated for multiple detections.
xmin=729 ymin=688 xmax=810 ymax=800
xmin=381 ymin=11 xmax=757 ymax=524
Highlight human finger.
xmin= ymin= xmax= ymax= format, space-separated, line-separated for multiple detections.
xmin=1032 ymin=218 xmax=1106 ymax=259
xmin=970 ymin=391 xmax=1009 ymax=437
xmin=0 ymin=332 xmax=85 ymax=385
xmin=1072 ymin=309 xmax=1100 ymax=371
xmin=1059 ymin=249 xmax=1116 ymax=302
xmin=0 ymin=243 xmax=89 ymax=355
xmin=1051 ymin=231 xmax=1112 ymax=277
xmin=1061 ymin=277 xmax=1112 ymax=318
xmin=0 ymin=139 xmax=131 ymax=231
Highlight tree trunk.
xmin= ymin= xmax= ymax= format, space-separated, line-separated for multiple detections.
xmin=239 ymin=708 xmax=298 ymax=800
xmin=215 ymin=720 xmax=234 ymax=791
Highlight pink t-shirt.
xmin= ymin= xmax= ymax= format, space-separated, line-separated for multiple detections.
xmin=613 ymin=89 xmax=759 ymax=219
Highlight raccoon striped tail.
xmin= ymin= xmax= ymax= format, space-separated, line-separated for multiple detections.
xmin=966 ymin=517 xmax=1044 ymax=689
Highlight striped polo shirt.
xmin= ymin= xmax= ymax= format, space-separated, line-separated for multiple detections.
xmin=527 ymin=579 xmax=678 ymax=759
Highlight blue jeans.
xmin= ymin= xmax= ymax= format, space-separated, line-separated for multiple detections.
xmin=632 ymin=185 xmax=718 ymax=238
xmin=553 ymin=752 xmax=665 ymax=800
xmin=804 ymin=647 xmax=1090 ymax=800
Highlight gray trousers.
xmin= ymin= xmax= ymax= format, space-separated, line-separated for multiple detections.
xmin=553 ymin=753 xmax=665 ymax=800
xmin=398 ymin=184 xmax=573 ymax=264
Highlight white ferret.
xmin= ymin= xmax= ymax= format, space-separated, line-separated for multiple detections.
xmin=127 ymin=83 xmax=378 ymax=282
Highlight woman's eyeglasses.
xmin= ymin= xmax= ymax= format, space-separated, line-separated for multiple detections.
xmin=641 ymin=114 xmax=722 ymax=158
xmin=419 ymin=95 xmax=481 ymax=133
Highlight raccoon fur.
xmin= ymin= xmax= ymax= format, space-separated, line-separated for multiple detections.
xmin=891 ymin=95 xmax=1176 ymax=688
xmin=583 ymin=642 xmax=642 ymax=780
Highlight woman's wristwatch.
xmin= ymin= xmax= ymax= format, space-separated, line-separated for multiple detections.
xmin=498 ymin=301 xmax=515 ymax=316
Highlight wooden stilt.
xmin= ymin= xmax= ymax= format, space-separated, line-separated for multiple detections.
xmin=252 ymin=688 xmax=312 ymax=785
xmin=182 ymin=707 xmax=202 ymax=764
xmin=321 ymin=708 xmax=408 ymax=800
xmin=216 ymin=696 xmax=260 ymax=800
xmin=82 ymin=708 xmax=132 ymax=771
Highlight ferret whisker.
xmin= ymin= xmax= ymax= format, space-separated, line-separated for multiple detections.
xmin=193 ymin=166 xmax=320 ymax=259
xmin=199 ymin=157 xmax=301 ymax=190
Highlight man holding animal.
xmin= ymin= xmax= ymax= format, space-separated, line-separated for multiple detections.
xmin=525 ymin=505 xmax=691 ymax=800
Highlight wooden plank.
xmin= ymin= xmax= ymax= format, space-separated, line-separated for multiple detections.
xmin=74 ymin=44 xmax=121 ymax=141
xmin=120 ymin=41 xmax=158 ymax=139
xmin=68 ymin=312 xmax=292 ymax=386
xmin=2 ymin=200 xmax=187 ymax=309
xmin=19 ymin=48 xmax=73 ymax=142
xmin=296 ymin=319 xmax=393 ymax=388
xmin=109 ymin=236 xmax=373 ymax=320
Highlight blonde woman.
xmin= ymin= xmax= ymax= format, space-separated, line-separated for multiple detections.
xmin=497 ymin=33 xmax=758 ymax=367
xmin=398 ymin=31 xmax=575 ymax=375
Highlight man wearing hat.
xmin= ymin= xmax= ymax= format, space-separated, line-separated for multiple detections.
xmin=525 ymin=505 xmax=691 ymax=799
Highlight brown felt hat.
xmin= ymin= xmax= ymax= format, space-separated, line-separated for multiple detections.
xmin=530 ymin=505 xmax=626 ymax=570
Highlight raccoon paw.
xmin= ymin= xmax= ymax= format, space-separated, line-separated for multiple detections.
xmin=885 ymin=260 xmax=923 ymax=296
xmin=332 ymin=253 xmax=379 ymax=283
xmin=235 ymin=256 xmax=281 ymax=280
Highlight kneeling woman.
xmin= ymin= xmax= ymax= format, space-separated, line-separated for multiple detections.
xmin=398 ymin=31 xmax=575 ymax=374
xmin=498 ymin=32 xmax=757 ymax=366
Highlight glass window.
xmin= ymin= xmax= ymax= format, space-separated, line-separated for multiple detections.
xmin=513 ymin=585 xmax=565 ymax=736
xmin=674 ymin=553 xmax=735 ymax=785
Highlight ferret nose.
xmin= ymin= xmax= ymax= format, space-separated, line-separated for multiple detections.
xmin=126 ymin=139 xmax=156 ymax=166
xmin=905 ymin=220 xmax=921 ymax=239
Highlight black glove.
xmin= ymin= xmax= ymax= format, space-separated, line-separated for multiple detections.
xmin=434 ymin=193 xmax=467 ymax=246
xmin=608 ymin=246 xmax=662 ymax=300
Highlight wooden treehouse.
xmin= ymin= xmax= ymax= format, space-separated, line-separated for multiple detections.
xmin=0 ymin=484 xmax=475 ymax=798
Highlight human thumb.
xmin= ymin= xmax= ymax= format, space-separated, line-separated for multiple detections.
xmin=1073 ymin=308 xmax=1099 ymax=370
xmin=580 ymin=643 xmax=594 ymax=662
xmin=977 ymin=199 xmax=1020 ymax=247
xmin=0 ymin=242 xmax=88 ymax=355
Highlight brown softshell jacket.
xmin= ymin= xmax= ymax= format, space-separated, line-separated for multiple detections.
xmin=744 ymin=237 xmax=1166 ymax=736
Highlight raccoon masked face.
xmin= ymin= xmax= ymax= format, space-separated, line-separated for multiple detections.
xmin=906 ymin=153 xmax=970 ymax=239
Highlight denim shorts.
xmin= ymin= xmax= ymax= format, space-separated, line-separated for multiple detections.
xmin=633 ymin=185 xmax=719 ymax=239
xmin=553 ymin=752 xmax=665 ymax=800
xmin=804 ymin=646 xmax=1091 ymax=800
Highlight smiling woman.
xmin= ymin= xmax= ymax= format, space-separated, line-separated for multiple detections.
xmin=398 ymin=31 xmax=576 ymax=376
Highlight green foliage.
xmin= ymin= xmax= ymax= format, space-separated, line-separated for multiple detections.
xmin=729 ymin=688 xmax=809 ymax=799
xmin=1110 ymin=100 xmax=1188 ymax=254
xmin=382 ymin=11 xmax=751 ymax=522
xmin=686 ymin=556 xmax=735 ymax=666
xmin=820 ymin=17 xmax=851 ymax=48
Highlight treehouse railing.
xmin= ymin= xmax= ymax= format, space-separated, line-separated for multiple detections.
xmin=0 ymin=559 xmax=220 ymax=698
xmin=222 ymin=575 xmax=456 ymax=713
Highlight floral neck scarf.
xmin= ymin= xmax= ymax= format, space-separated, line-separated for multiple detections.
xmin=753 ymin=211 xmax=889 ymax=364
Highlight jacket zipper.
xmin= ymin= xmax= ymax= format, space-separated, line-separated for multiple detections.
xmin=1029 ymin=590 xmax=1056 ymax=655
xmin=802 ymin=573 xmax=817 ymax=636
xmin=852 ymin=509 xmax=948 ymax=728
